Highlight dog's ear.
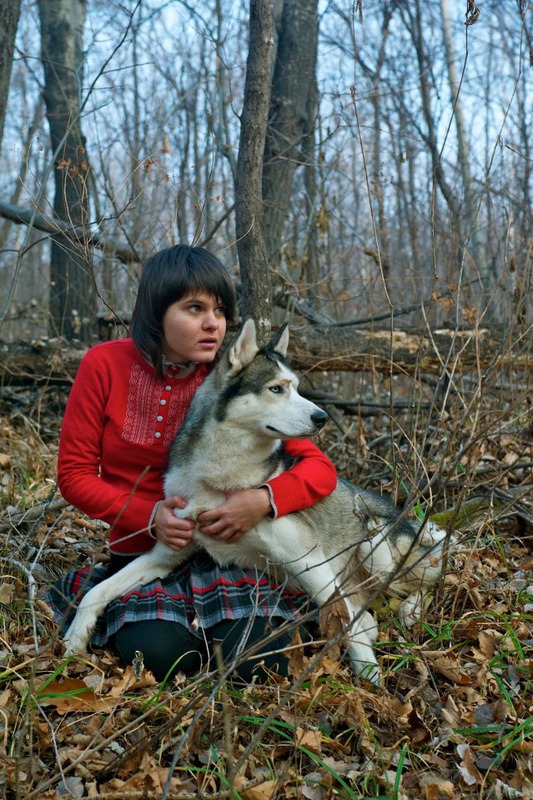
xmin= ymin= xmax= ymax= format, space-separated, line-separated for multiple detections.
xmin=269 ymin=322 xmax=289 ymax=358
xmin=227 ymin=318 xmax=259 ymax=373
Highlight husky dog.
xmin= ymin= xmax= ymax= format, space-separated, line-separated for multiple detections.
xmin=64 ymin=321 xmax=449 ymax=683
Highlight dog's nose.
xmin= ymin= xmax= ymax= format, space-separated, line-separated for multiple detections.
xmin=312 ymin=409 xmax=328 ymax=428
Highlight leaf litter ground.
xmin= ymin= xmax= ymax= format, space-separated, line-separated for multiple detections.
xmin=0 ymin=384 xmax=532 ymax=800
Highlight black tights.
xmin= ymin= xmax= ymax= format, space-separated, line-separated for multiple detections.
xmin=111 ymin=616 xmax=292 ymax=683
xmin=105 ymin=554 xmax=293 ymax=683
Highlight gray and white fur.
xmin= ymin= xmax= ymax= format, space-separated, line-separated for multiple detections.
xmin=64 ymin=320 xmax=450 ymax=684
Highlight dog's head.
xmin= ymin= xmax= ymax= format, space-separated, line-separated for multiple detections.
xmin=217 ymin=319 xmax=328 ymax=439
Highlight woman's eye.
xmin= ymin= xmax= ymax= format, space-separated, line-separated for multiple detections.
xmin=215 ymin=306 xmax=226 ymax=316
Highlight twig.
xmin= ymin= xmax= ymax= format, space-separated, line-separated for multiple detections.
xmin=2 ymin=497 xmax=68 ymax=526
xmin=83 ymin=774 xmax=271 ymax=800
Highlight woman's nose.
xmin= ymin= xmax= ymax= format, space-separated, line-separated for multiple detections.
xmin=203 ymin=310 xmax=219 ymax=329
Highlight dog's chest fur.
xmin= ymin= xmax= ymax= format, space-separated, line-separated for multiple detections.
xmin=165 ymin=421 xmax=288 ymax=515
xmin=163 ymin=394 xmax=316 ymax=573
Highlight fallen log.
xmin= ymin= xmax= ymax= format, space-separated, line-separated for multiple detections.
xmin=289 ymin=324 xmax=532 ymax=376
xmin=0 ymin=324 xmax=530 ymax=385
xmin=0 ymin=339 xmax=88 ymax=384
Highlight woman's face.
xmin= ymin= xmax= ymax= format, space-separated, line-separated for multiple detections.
xmin=161 ymin=292 xmax=227 ymax=364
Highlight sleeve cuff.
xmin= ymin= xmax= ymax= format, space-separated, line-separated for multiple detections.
xmin=148 ymin=500 xmax=161 ymax=539
xmin=261 ymin=484 xmax=278 ymax=519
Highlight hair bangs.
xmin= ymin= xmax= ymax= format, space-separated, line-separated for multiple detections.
xmin=184 ymin=253 xmax=236 ymax=319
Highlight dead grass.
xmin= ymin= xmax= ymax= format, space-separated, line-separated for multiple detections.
xmin=0 ymin=375 xmax=532 ymax=800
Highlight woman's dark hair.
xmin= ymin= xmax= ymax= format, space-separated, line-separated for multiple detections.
xmin=130 ymin=244 xmax=236 ymax=371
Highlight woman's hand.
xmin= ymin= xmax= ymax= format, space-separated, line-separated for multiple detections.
xmin=197 ymin=488 xmax=272 ymax=543
xmin=152 ymin=496 xmax=195 ymax=551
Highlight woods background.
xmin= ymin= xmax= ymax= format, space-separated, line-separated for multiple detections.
xmin=1 ymin=0 xmax=532 ymax=504
xmin=0 ymin=0 xmax=532 ymax=345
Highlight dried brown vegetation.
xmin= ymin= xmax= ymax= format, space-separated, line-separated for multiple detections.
xmin=0 ymin=366 xmax=531 ymax=800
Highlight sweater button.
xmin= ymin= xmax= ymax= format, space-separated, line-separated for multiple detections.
xmin=157 ymin=415 xmax=163 ymax=422
xmin=155 ymin=432 xmax=162 ymax=439
xmin=165 ymin=385 xmax=172 ymax=391
xmin=160 ymin=399 xmax=167 ymax=406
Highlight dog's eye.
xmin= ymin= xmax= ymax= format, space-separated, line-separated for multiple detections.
xmin=269 ymin=385 xmax=283 ymax=394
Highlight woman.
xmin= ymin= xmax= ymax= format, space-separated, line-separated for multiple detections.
xmin=50 ymin=244 xmax=337 ymax=682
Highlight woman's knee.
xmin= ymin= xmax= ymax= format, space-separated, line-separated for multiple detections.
xmin=110 ymin=616 xmax=296 ymax=684
xmin=208 ymin=617 xmax=292 ymax=682
xmin=112 ymin=619 xmax=206 ymax=681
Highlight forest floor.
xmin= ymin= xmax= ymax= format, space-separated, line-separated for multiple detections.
xmin=0 ymin=378 xmax=532 ymax=800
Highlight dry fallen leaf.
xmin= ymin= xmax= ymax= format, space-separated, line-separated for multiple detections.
xmin=287 ymin=627 xmax=307 ymax=679
xmin=474 ymin=629 xmax=498 ymax=661
xmin=0 ymin=582 xmax=16 ymax=604
xmin=240 ymin=779 xmax=279 ymax=800
xmin=319 ymin=593 xmax=349 ymax=662
xmin=36 ymin=677 xmax=115 ymax=714
xmin=423 ymin=651 xmax=472 ymax=685
xmin=296 ymin=726 xmax=323 ymax=754
xmin=422 ymin=778 xmax=456 ymax=800
xmin=456 ymin=743 xmax=482 ymax=787
xmin=107 ymin=665 xmax=157 ymax=697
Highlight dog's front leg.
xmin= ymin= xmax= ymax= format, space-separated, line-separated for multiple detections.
xmin=341 ymin=597 xmax=380 ymax=684
xmin=391 ymin=523 xmax=452 ymax=628
xmin=290 ymin=558 xmax=381 ymax=685
xmin=64 ymin=542 xmax=192 ymax=654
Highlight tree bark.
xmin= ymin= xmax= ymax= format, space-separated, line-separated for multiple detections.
xmin=0 ymin=0 xmax=21 ymax=155
xmin=262 ymin=0 xmax=319 ymax=264
xmin=39 ymin=0 xmax=96 ymax=342
xmin=235 ymin=0 xmax=275 ymax=344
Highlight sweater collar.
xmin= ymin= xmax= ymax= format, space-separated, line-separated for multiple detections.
xmin=161 ymin=355 xmax=197 ymax=380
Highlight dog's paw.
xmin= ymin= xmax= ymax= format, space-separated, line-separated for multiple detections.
xmin=365 ymin=665 xmax=381 ymax=686
xmin=420 ymin=522 xmax=449 ymax=547
xmin=397 ymin=590 xmax=433 ymax=629
xmin=63 ymin=625 xmax=90 ymax=656
xmin=353 ymin=658 xmax=381 ymax=686
xmin=346 ymin=637 xmax=381 ymax=686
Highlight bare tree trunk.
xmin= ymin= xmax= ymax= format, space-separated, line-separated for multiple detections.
xmin=235 ymin=0 xmax=274 ymax=343
xmin=302 ymin=95 xmax=320 ymax=302
xmin=300 ymin=7 xmax=321 ymax=303
xmin=262 ymin=0 xmax=319 ymax=265
xmin=176 ymin=68 xmax=192 ymax=243
xmin=128 ymin=10 xmax=143 ymax=247
xmin=440 ymin=0 xmax=481 ymax=270
xmin=401 ymin=0 xmax=461 ymax=249
xmin=39 ymin=0 xmax=96 ymax=341
xmin=0 ymin=96 xmax=44 ymax=250
xmin=352 ymin=3 xmax=394 ymax=282
xmin=0 ymin=0 xmax=21 ymax=155
xmin=214 ymin=0 xmax=237 ymax=183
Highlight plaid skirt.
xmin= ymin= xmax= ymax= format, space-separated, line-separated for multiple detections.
xmin=47 ymin=551 xmax=312 ymax=647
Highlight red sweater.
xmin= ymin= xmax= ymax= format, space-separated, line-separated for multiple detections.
xmin=58 ymin=339 xmax=337 ymax=554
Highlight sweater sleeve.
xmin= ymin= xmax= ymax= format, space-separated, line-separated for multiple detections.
xmin=57 ymin=350 xmax=156 ymax=541
xmin=265 ymin=438 xmax=337 ymax=518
